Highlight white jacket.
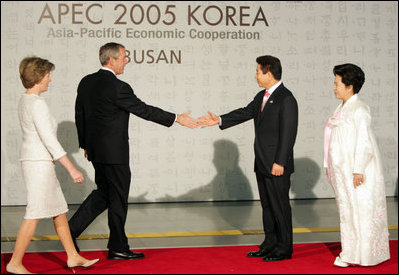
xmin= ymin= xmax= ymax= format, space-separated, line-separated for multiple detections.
xmin=18 ymin=94 xmax=66 ymax=161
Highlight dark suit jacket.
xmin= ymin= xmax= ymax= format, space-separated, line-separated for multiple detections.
xmin=220 ymin=83 xmax=298 ymax=176
xmin=75 ymin=69 xmax=176 ymax=164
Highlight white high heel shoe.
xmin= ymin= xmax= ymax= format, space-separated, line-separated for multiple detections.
xmin=67 ymin=258 xmax=99 ymax=273
xmin=333 ymin=256 xmax=349 ymax=267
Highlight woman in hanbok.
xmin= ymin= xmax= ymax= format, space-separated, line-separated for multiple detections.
xmin=6 ymin=56 xmax=99 ymax=274
xmin=324 ymin=63 xmax=390 ymax=267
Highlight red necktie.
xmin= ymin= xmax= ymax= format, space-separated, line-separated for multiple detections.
xmin=261 ymin=90 xmax=270 ymax=112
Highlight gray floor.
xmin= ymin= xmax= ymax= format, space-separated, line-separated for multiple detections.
xmin=1 ymin=197 xmax=398 ymax=253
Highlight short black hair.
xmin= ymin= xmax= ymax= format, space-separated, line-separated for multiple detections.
xmin=256 ymin=55 xmax=282 ymax=80
xmin=333 ymin=63 xmax=365 ymax=94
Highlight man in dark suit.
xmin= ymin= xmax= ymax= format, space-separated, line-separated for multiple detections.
xmin=69 ymin=42 xmax=198 ymax=260
xmin=198 ymin=55 xmax=298 ymax=261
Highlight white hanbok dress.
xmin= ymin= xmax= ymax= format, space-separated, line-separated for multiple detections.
xmin=324 ymin=94 xmax=390 ymax=266
xmin=18 ymin=94 xmax=68 ymax=219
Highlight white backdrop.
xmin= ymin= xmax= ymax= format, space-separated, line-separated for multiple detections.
xmin=1 ymin=1 xmax=398 ymax=205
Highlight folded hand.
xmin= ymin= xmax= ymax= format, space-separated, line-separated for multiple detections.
xmin=353 ymin=173 xmax=364 ymax=188
xmin=271 ymin=163 xmax=284 ymax=176
xmin=71 ymin=169 xmax=84 ymax=184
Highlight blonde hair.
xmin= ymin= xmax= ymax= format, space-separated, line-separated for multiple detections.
xmin=19 ymin=56 xmax=55 ymax=89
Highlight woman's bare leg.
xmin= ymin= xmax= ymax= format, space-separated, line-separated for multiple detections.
xmin=7 ymin=219 xmax=39 ymax=274
xmin=53 ymin=213 xmax=89 ymax=266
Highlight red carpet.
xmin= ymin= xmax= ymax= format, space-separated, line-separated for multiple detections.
xmin=1 ymin=240 xmax=397 ymax=274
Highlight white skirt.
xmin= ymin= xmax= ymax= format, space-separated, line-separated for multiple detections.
xmin=21 ymin=161 xmax=68 ymax=219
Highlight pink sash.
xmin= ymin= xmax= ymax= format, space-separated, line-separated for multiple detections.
xmin=324 ymin=110 xmax=342 ymax=168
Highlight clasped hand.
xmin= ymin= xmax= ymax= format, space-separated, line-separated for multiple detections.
xmin=197 ymin=111 xmax=220 ymax=128
xmin=176 ymin=111 xmax=199 ymax=129
xmin=177 ymin=111 xmax=220 ymax=129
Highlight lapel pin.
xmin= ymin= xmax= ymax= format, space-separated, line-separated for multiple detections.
xmin=269 ymin=100 xmax=273 ymax=104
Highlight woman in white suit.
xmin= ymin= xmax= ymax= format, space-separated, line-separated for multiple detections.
xmin=324 ymin=63 xmax=390 ymax=267
xmin=6 ymin=57 xmax=99 ymax=274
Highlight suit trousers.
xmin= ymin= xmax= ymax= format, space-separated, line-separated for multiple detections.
xmin=69 ymin=162 xmax=131 ymax=252
xmin=256 ymin=172 xmax=293 ymax=256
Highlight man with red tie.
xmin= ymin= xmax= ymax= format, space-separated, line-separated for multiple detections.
xmin=198 ymin=55 xmax=298 ymax=261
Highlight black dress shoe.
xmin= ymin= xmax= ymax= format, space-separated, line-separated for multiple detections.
xmin=108 ymin=250 xmax=145 ymax=260
xmin=72 ymin=237 xmax=80 ymax=253
xmin=247 ymin=248 xmax=272 ymax=258
xmin=263 ymin=254 xmax=292 ymax=262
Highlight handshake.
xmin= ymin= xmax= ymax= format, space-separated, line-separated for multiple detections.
xmin=176 ymin=111 xmax=221 ymax=129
